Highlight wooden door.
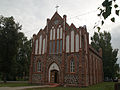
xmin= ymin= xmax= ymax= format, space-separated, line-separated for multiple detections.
xmin=50 ymin=70 xmax=59 ymax=83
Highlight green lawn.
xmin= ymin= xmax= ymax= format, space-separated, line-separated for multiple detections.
xmin=26 ymin=82 xmax=115 ymax=90
xmin=0 ymin=83 xmax=34 ymax=87
xmin=0 ymin=82 xmax=116 ymax=90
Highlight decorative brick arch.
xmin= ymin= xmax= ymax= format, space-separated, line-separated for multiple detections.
xmin=36 ymin=58 xmax=42 ymax=71
xmin=47 ymin=61 xmax=61 ymax=83
xmin=68 ymin=54 xmax=77 ymax=74
xmin=33 ymin=58 xmax=43 ymax=74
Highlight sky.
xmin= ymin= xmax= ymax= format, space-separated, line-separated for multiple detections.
xmin=0 ymin=0 xmax=120 ymax=65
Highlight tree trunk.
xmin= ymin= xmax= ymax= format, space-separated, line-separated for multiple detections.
xmin=3 ymin=73 xmax=7 ymax=83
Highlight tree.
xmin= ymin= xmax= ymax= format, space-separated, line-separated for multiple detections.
xmin=0 ymin=15 xmax=21 ymax=83
xmin=95 ymin=0 xmax=120 ymax=31
xmin=91 ymin=31 xmax=119 ymax=79
xmin=15 ymin=32 xmax=32 ymax=80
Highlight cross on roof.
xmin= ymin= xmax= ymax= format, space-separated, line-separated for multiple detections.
xmin=55 ymin=5 xmax=59 ymax=12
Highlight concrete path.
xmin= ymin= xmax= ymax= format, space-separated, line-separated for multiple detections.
xmin=0 ymin=81 xmax=28 ymax=84
xmin=0 ymin=85 xmax=50 ymax=90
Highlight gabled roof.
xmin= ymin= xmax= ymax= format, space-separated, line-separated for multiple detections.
xmin=50 ymin=11 xmax=63 ymax=22
xmin=34 ymin=12 xmax=88 ymax=38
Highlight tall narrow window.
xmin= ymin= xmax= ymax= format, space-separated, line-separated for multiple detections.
xmin=57 ymin=28 xmax=59 ymax=39
xmin=50 ymin=30 xmax=52 ymax=40
xmin=56 ymin=40 xmax=59 ymax=53
xmin=35 ymin=39 xmax=38 ymax=54
xmin=76 ymin=34 xmax=79 ymax=52
xmin=37 ymin=61 xmax=41 ymax=72
xmin=70 ymin=59 xmax=75 ymax=72
xmin=66 ymin=35 xmax=69 ymax=52
xmin=59 ymin=40 xmax=62 ymax=53
xmin=53 ymin=40 xmax=55 ymax=53
xmin=49 ymin=41 xmax=52 ymax=53
xmin=53 ymin=28 xmax=55 ymax=40
xmin=39 ymin=35 xmax=42 ymax=54
xmin=42 ymin=39 xmax=45 ymax=54
xmin=60 ymin=27 xmax=62 ymax=39
xmin=71 ymin=31 xmax=74 ymax=52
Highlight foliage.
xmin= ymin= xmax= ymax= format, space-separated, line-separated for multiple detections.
xmin=0 ymin=73 xmax=2 ymax=81
xmin=91 ymin=31 xmax=119 ymax=79
xmin=0 ymin=15 xmax=32 ymax=82
xmin=16 ymin=33 xmax=32 ymax=80
xmin=95 ymin=0 xmax=120 ymax=31
xmin=0 ymin=15 xmax=21 ymax=82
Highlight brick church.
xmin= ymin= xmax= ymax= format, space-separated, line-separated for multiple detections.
xmin=29 ymin=12 xmax=103 ymax=87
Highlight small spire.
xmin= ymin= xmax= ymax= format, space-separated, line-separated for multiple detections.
xmin=55 ymin=5 xmax=59 ymax=12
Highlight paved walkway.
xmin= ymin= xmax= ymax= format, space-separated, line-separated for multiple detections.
xmin=0 ymin=85 xmax=50 ymax=90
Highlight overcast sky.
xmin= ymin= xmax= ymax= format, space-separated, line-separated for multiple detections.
xmin=0 ymin=0 xmax=120 ymax=65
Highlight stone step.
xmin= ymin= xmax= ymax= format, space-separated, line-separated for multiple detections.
xmin=49 ymin=83 xmax=60 ymax=87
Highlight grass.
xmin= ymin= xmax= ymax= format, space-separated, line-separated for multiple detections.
xmin=0 ymin=83 xmax=34 ymax=87
xmin=0 ymin=82 xmax=116 ymax=90
xmin=25 ymin=82 xmax=115 ymax=90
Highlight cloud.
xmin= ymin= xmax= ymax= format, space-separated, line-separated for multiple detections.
xmin=0 ymin=0 xmax=120 ymax=65
xmin=111 ymin=25 xmax=120 ymax=64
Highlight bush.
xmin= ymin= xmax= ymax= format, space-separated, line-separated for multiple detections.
xmin=114 ymin=83 xmax=120 ymax=90
xmin=0 ymin=73 xmax=2 ymax=81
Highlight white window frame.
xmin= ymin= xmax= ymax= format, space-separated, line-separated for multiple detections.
xmin=70 ymin=59 xmax=75 ymax=72
xmin=37 ymin=61 xmax=41 ymax=72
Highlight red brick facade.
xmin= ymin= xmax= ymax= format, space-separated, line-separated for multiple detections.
xmin=29 ymin=12 xmax=103 ymax=87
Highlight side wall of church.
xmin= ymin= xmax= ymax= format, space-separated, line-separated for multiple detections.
xmin=88 ymin=49 xmax=103 ymax=85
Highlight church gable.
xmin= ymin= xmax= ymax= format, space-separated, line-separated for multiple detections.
xmin=33 ymin=12 xmax=90 ymax=55
xmin=48 ymin=12 xmax=64 ymax=31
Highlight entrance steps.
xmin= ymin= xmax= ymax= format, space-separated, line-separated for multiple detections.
xmin=48 ymin=83 xmax=60 ymax=87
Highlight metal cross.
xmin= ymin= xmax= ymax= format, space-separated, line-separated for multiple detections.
xmin=55 ymin=5 xmax=59 ymax=12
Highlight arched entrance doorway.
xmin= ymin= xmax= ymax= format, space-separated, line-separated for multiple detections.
xmin=48 ymin=63 xmax=60 ymax=83
xmin=50 ymin=70 xmax=59 ymax=83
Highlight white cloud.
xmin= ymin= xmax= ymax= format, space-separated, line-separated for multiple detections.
xmin=0 ymin=0 xmax=120 ymax=65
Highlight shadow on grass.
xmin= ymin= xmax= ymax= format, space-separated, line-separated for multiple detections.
xmin=0 ymin=83 xmax=36 ymax=87
xmin=25 ymin=82 xmax=115 ymax=90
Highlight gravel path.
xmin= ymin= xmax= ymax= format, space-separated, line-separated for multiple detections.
xmin=0 ymin=85 xmax=50 ymax=90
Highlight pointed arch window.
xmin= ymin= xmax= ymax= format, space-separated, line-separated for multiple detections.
xmin=66 ymin=35 xmax=69 ymax=52
xmin=37 ymin=61 xmax=41 ymax=72
xmin=49 ymin=41 xmax=52 ymax=53
xmin=42 ymin=38 xmax=45 ymax=54
xmin=35 ymin=39 xmax=38 ymax=54
xmin=56 ymin=40 xmax=59 ymax=53
xmin=76 ymin=34 xmax=79 ymax=52
xmin=50 ymin=29 xmax=52 ymax=40
xmin=71 ymin=31 xmax=74 ymax=52
xmin=59 ymin=40 xmax=62 ymax=53
xmin=57 ymin=28 xmax=59 ymax=39
xmin=60 ymin=27 xmax=62 ymax=39
xmin=53 ymin=40 xmax=55 ymax=53
xmin=70 ymin=59 xmax=75 ymax=72
xmin=39 ymin=35 xmax=42 ymax=54
xmin=53 ymin=28 xmax=55 ymax=40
